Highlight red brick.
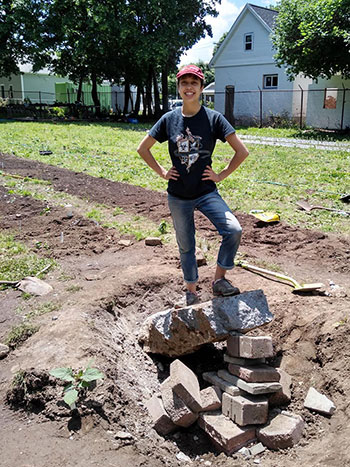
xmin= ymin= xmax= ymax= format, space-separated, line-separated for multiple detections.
xmin=269 ymin=369 xmax=292 ymax=406
xmin=170 ymin=359 xmax=202 ymax=412
xmin=199 ymin=386 xmax=222 ymax=412
xmin=198 ymin=412 xmax=256 ymax=455
xmin=228 ymin=363 xmax=280 ymax=383
xmin=160 ymin=377 xmax=198 ymax=427
xmin=145 ymin=395 xmax=177 ymax=435
xmin=224 ymin=354 xmax=266 ymax=366
xmin=227 ymin=335 xmax=273 ymax=359
xmin=257 ymin=412 xmax=304 ymax=449
xmin=222 ymin=393 xmax=268 ymax=426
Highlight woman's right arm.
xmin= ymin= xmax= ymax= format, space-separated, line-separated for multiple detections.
xmin=137 ymin=135 xmax=179 ymax=180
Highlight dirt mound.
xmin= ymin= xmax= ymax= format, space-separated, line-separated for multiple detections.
xmin=0 ymin=152 xmax=350 ymax=466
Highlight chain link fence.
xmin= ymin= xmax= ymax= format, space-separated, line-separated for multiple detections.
xmin=218 ymin=86 xmax=350 ymax=130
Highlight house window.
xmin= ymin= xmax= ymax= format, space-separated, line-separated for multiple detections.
xmin=9 ymin=85 xmax=13 ymax=98
xmin=1 ymin=85 xmax=5 ymax=99
xmin=263 ymin=74 xmax=278 ymax=89
xmin=244 ymin=33 xmax=253 ymax=51
xmin=323 ymin=88 xmax=337 ymax=109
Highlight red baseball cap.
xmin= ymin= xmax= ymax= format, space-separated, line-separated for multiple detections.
xmin=176 ymin=65 xmax=204 ymax=81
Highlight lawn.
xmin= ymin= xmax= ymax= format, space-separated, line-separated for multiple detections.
xmin=0 ymin=121 xmax=349 ymax=235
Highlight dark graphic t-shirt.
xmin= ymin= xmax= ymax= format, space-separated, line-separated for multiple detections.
xmin=149 ymin=106 xmax=235 ymax=199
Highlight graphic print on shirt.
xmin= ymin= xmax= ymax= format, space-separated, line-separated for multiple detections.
xmin=174 ymin=127 xmax=210 ymax=172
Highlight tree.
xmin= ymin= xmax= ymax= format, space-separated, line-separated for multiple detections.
xmin=0 ymin=0 xmax=43 ymax=77
xmin=212 ymin=31 xmax=227 ymax=58
xmin=272 ymin=0 xmax=350 ymax=80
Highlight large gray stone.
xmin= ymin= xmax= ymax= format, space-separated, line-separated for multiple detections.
xmin=18 ymin=277 xmax=53 ymax=296
xmin=139 ymin=290 xmax=273 ymax=357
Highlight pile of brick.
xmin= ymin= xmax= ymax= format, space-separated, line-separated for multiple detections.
xmin=146 ymin=332 xmax=304 ymax=455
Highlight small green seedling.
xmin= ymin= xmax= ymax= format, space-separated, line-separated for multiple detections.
xmin=50 ymin=362 xmax=104 ymax=409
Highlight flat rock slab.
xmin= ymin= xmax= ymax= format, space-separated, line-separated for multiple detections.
xmin=304 ymin=387 xmax=336 ymax=416
xmin=218 ymin=369 xmax=282 ymax=395
xmin=139 ymin=290 xmax=273 ymax=357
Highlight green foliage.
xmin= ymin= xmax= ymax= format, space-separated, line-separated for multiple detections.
xmin=212 ymin=31 xmax=228 ymax=57
xmin=272 ymin=0 xmax=350 ymax=79
xmin=49 ymin=107 xmax=66 ymax=118
xmin=50 ymin=362 xmax=104 ymax=409
xmin=158 ymin=219 xmax=170 ymax=234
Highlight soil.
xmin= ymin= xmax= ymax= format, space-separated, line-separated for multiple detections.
xmin=0 ymin=152 xmax=350 ymax=467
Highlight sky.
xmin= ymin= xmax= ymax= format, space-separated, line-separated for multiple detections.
xmin=179 ymin=0 xmax=277 ymax=65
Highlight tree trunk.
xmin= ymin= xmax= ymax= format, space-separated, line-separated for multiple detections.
xmin=76 ymin=76 xmax=83 ymax=102
xmin=91 ymin=72 xmax=101 ymax=116
xmin=145 ymin=66 xmax=153 ymax=116
xmin=135 ymin=86 xmax=141 ymax=115
xmin=161 ymin=63 xmax=169 ymax=113
xmin=141 ymin=87 xmax=146 ymax=117
xmin=123 ymin=80 xmax=131 ymax=115
xmin=152 ymin=66 xmax=162 ymax=118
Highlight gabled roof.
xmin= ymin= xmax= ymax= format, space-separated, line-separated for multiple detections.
xmin=249 ymin=4 xmax=278 ymax=30
xmin=210 ymin=3 xmax=278 ymax=67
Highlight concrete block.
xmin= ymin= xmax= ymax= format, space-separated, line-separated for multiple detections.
xmin=222 ymin=393 xmax=268 ymax=426
xmin=228 ymin=363 xmax=280 ymax=383
xmin=249 ymin=442 xmax=266 ymax=456
xmin=218 ymin=369 xmax=282 ymax=395
xmin=199 ymin=386 xmax=222 ymax=412
xmin=257 ymin=412 xmax=304 ymax=450
xmin=224 ymin=354 xmax=265 ymax=366
xmin=227 ymin=335 xmax=274 ymax=359
xmin=170 ymin=359 xmax=202 ymax=412
xmin=304 ymin=387 xmax=336 ymax=416
xmin=145 ymin=395 xmax=177 ymax=435
xmin=160 ymin=377 xmax=198 ymax=427
xmin=202 ymin=372 xmax=241 ymax=396
xmin=269 ymin=369 xmax=292 ymax=407
xmin=198 ymin=411 xmax=256 ymax=455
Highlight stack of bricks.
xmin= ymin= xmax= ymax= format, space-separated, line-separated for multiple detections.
xmin=200 ymin=332 xmax=294 ymax=454
xmin=146 ymin=332 xmax=298 ymax=456
xmin=146 ymin=359 xmax=222 ymax=436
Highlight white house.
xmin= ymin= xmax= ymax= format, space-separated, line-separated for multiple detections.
xmin=210 ymin=3 xmax=350 ymax=129
xmin=0 ymin=64 xmax=68 ymax=104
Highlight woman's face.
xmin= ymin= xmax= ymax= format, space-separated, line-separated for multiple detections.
xmin=178 ymin=74 xmax=204 ymax=104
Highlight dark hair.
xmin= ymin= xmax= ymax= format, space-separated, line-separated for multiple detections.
xmin=177 ymin=73 xmax=204 ymax=87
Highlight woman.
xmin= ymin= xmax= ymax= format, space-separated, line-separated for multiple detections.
xmin=137 ymin=65 xmax=249 ymax=305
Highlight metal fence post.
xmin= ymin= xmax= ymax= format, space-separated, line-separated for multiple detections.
xmin=258 ymin=86 xmax=263 ymax=127
xmin=298 ymin=85 xmax=304 ymax=128
xmin=224 ymin=85 xmax=235 ymax=126
xmin=340 ymin=84 xmax=346 ymax=131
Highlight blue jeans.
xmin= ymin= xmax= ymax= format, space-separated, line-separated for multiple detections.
xmin=168 ymin=190 xmax=242 ymax=283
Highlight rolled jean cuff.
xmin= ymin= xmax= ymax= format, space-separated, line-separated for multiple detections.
xmin=217 ymin=261 xmax=235 ymax=270
xmin=184 ymin=277 xmax=198 ymax=284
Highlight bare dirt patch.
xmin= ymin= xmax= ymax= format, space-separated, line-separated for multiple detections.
xmin=0 ymin=152 xmax=349 ymax=467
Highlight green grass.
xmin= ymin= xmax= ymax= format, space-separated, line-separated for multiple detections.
xmin=0 ymin=121 xmax=349 ymax=235
xmin=5 ymin=323 xmax=40 ymax=348
xmin=0 ymin=232 xmax=55 ymax=284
